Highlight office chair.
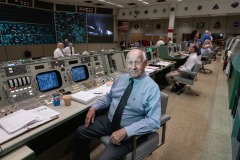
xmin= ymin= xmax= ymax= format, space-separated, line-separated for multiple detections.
xmin=100 ymin=92 xmax=171 ymax=160
xmin=212 ymin=47 xmax=221 ymax=61
xmin=200 ymin=51 xmax=214 ymax=74
xmin=173 ymin=63 xmax=201 ymax=96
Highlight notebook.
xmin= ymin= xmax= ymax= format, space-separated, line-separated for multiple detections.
xmin=71 ymin=91 xmax=98 ymax=104
xmin=0 ymin=106 xmax=60 ymax=144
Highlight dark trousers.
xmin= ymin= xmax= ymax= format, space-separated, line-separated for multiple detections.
xmin=72 ymin=115 xmax=134 ymax=160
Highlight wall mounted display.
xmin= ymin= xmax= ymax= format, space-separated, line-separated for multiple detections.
xmin=0 ymin=3 xmax=55 ymax=46
xmin=231 ymin=2 xmax=239 ymax=8
xmin=122 ymin=12 xmax=125 ymax=16
xmin=214 ymin=21 xmax=221 ymax=29
xmin=87 ymin=14 xmax=114 ymax=43
xmin=55 ymin=12 xmax=87 ymax=43
xmin=0 ymin=23 xmax=55 ymax=45
xmin=184 ymin=7 xmax=188 ymax=11
xmin=134 ymin=24 xmax=139 ymax=30
xmin=144 ymin=10 xmax=148 ymax=14
xmin=153 ymin=9 xmax=157 ymax=14
xmin=213 ymin=4 xmax=219 ymax=10
xmin=196 ymin=22 xmax=205 ymax=29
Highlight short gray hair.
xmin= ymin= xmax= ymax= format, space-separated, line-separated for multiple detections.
xmin=127 ymin=49 xmax=147 ymax=60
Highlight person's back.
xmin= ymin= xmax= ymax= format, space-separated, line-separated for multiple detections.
xmin=201 ymin=30 xmax=211 ymax=44
xmin=156 ymin=40 xmax=165 ymax=46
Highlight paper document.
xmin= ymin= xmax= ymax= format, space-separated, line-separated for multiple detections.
xmin=0 ymin=106 xmax=60 ymax=144
xmin=72 ymin=83 xmax=112 ymax=104
xmin=0 ymin=110 xmax=37 ymax=134
xmin=72 ymin=91 xmax=98 ymax=104
xmin=155 ymin=61 xmax=171 ymax=66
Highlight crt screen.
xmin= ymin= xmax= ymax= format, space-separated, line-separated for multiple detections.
xmin=71 ymin=66 xmax=87 ymax=82
xmin=36 ymin=71 xmax=60 ymax=92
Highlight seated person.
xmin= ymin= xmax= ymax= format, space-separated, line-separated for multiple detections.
xmin=201 ymin=39 xmax=213 ymax=57
xmin=165 ymin=45 xmax=199 ymax=92
xmin=72 ymin=49 xmax=161 ymax=160
xmin=167 ymin=37 xmax=173 ymax=46
xmin=53 ymin=43 xmax=64 ymax=58
xmin=156 ymin=36 xmax=165 ymax=46
xmin=62 ymin=43 xmax=76 ymax=56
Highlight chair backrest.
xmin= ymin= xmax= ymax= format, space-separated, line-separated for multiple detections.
xmin=160 ymin=92 xmax=168 ymax=115
xmin=207 ymin=51 xmax=214 ymax=59
xmin=191 ymin=63 xmax=201 ymax=73
xmin=157 ymin=45 xmax=177 ymax=60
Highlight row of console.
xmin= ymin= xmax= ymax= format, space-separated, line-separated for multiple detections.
xmin=0 ymin=51 xmax=126 ymax=118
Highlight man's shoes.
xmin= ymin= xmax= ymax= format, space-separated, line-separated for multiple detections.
xmin=171 ymin=84 xmax=179 ymax=92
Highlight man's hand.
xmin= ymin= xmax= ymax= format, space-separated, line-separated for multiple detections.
xmin=85 ymin=107 xmax=96 ymax=127
xmin=110 ymin=128 xmax=127 ymax=145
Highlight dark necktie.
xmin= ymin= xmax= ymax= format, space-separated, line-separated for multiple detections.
xmin=71 ymin=48 xmax=72 ymax=55
xmin=111 ymin=78 xmax=134 ymax=131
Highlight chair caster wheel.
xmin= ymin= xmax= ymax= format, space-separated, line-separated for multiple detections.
xmin=177 ymin=92 xmax=180 ymax=95
xmin=196 ymin=93 xmax=199 ymax=96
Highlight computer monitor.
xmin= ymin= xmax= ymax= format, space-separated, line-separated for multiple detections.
xmin=71 ymin=65 xmax=89 ymax=82
xmin=146 ymin=52 xmax=151 ymax=61
xmin=36 ymin=71 xmax=62 ymax=92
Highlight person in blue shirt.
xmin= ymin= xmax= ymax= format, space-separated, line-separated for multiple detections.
xmin=72 ymin=49 xmax=161 ymax=160
xmin=201 ymin=30 xmax=211 ymax=44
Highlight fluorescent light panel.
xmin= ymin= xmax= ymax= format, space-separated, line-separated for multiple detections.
xmin=136 ymin=0 xmax=149 ymax=5
xmin=98 ymin=0 xmax=123 ymax=7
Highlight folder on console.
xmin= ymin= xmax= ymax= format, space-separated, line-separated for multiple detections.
xmin=0 ymin=106 xmax=60 ymax=144
xmin=71 ymin=91 xmax=98 ymax=104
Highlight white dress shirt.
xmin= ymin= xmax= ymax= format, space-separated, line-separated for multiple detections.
xmin=62 ymin=46 xmax=76 ymax=56
xmin=178 ymin=52 xmax=198 ymax=72
xmin=53 ymin=48 xmax=64 ymax=58
xmin=156 ymin=40 xmax=165 ymax=46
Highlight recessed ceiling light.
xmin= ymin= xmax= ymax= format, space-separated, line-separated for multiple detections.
xmin=177 ymin=0 xmax=182 ymax=1
xmin=143 ymin=1 xmax=149 ymax=4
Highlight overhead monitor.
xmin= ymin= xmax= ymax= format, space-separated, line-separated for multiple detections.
xmin=36 ymin=70 xmax=62 ymax=92
xmin=87 ymin=14 xmax=114 ymax=43
xmin=71 ymin=65 xmax=89 ymax=82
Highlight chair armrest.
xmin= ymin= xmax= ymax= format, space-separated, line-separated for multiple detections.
xmin=180 ymin=71 xmax=198 ymax=77
xmin=132 ymin=135 xmax=144 ymax=160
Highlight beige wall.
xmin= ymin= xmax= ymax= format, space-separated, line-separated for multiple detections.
xmin=0 ymin=46 xmax=7 ymax=61
xmin=2 ymin=43 xmax=117 ymax=60
xmin=121 ymin=16 xmax=240 ymax=44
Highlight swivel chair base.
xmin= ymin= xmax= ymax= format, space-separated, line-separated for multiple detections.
xmin=200 ymin=65 xmax=212 ymax=74
xmin=177 ymin=85 xmax=199 ymax=96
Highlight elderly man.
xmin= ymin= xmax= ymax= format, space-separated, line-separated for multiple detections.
xmin=72 ymin=49 xmax=161 ymax=160
xmin=62 ymin=42 xmax=76 ymax=56
xmin=53 ymin=43 xmax=64 ymax=58
xmin=156 ymin=36 xmax=165 ymax=46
